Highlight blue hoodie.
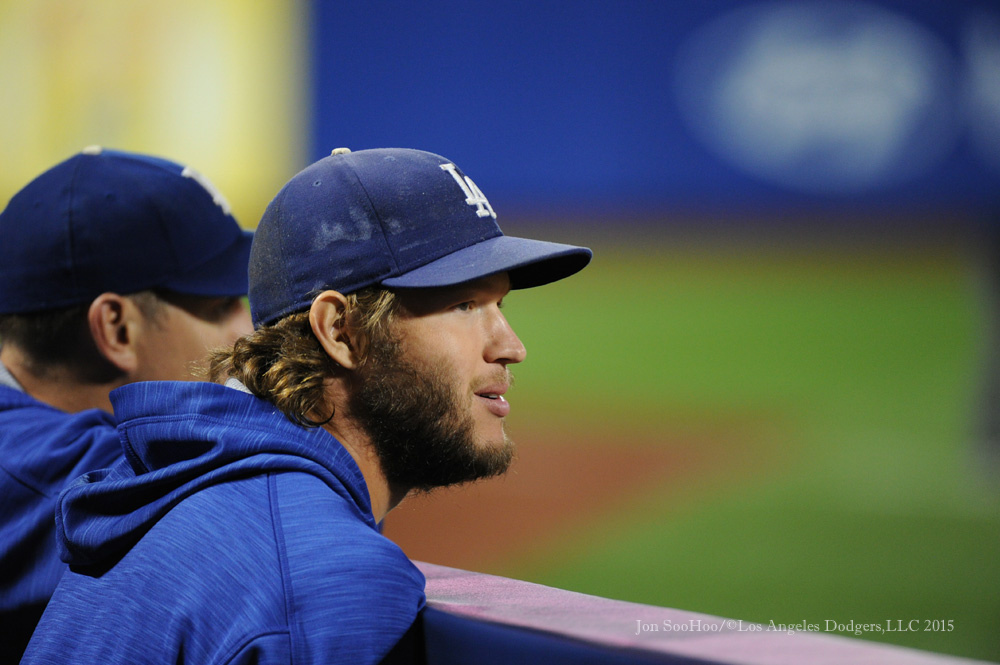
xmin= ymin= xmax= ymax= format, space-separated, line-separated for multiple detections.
xmin=0 ymin=373 xmax=121 ymax=663
xmin=21 ymin=380 xmax=426 ymax=664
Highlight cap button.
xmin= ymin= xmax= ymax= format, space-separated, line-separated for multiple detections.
xmin=330 ymin=147 xmax=351 ymax=156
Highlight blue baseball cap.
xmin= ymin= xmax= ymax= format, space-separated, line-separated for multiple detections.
xmin=0 ymin=146 xmax=253 ymax=314
xmin=249 ymin=148 xmax=592 ymax=327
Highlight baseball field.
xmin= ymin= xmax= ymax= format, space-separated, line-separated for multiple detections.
xmin=383 ymin=227 xmax=1000 ymax=663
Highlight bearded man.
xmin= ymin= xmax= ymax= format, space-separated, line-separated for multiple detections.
xmin=21 ymin=148 xmax=591 ymax=665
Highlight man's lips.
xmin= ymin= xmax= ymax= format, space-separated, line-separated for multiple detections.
xmin=475 ymin=385 xmax=511 ymax=417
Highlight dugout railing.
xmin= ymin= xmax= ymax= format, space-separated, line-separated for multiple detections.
xmin=379 ymin=562 xmax=992 ymax=665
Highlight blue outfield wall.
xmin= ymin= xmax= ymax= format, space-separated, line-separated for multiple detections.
xmin=309 ymin=0 xmax=1000 ymax=218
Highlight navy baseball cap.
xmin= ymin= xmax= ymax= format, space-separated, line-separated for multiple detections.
xmin=249 ymin=148 xmax=592 ymax=327
xmin=0 ymin=146 xmax=253 ymax=314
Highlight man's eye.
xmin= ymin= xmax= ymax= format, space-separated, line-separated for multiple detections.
xmin=454 ymin=302 xmax=473 ymax=312
xmin=221 ymin=298 xmax=243 ymax=316
xmin=205 ymin=298 xmax=242 ymax=322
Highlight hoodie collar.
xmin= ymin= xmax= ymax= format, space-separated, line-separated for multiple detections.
xmin=57 ymin=381 xmax=374 ymax=567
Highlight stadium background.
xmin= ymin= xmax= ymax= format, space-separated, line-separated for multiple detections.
xmin=1 ymin=1 xmax=998 ymax=661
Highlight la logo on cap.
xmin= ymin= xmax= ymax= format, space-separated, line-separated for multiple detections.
xmin=181 ymin=166 xmax=232 ymax=215
xmin=440 ymin=163 xmax=496 ymax=219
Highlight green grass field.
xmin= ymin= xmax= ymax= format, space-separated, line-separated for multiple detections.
xmin=494 ymin=233 xmax=1000 ymax=662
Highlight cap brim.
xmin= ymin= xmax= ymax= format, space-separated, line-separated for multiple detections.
xmin=381 ymin=235 xmax=592 ymax=290
xmin=159 ymin=229 xmax=253 ymax=297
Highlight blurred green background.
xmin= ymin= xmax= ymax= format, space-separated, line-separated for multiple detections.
xmin=494 ymin=228 xmax=1000 ymax=662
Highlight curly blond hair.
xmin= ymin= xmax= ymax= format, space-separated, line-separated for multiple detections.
xmin=209 ymin=288 xmax=398 ymax=427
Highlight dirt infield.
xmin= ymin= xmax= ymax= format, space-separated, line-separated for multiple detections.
xmin=382 ymin=429 xmax=746 ymax=573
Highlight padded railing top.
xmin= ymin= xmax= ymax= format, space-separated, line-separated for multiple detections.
xmin=418 ymin=562 xmax=988 ymax=665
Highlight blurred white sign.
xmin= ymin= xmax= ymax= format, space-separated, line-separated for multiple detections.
xmin=675 ymin=1 xmax=962 ymax=194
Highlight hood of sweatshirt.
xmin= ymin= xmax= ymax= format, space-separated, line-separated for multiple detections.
xmin=55 ymin=380 xmax=373 ymax=567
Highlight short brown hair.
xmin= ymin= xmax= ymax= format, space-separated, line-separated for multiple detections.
xmin=209 ymin=288 xmax=398 ymax=427
xmin=0 ymin=291 xmax=164 ymax=382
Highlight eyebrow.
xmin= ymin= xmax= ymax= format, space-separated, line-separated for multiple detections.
xmin=397 ymin=277 xmax=511 ymax=316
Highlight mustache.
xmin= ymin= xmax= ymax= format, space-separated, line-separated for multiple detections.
xmin=473 ymin=367 xmax=515 ymax=393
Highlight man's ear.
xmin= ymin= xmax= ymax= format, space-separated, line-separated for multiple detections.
xmin=309 ymin=291 xmax=361 ymax=370
xmin=87 ymin=293 xmax=140 ymax=374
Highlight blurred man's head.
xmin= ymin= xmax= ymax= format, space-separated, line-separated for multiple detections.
xmin=0 ymin=147 xmax=253 ymax=411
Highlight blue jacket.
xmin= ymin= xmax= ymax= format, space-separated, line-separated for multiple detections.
xmin=22 ymin=380 xmax=426 ymax=664
xmin=0 ymin=381 xmax=121 ymax=663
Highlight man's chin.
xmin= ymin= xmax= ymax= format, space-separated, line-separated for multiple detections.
xmin=475 ymin=430 xmax=514 ymax=456
xmin=472 ymin=434 xmax=516 ymax=479
xmin=407 ymin=435 xmax=515 ymax=493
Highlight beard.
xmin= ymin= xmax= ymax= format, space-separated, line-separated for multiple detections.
xmin=347 ymin=336 xmax=515 ymax=493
